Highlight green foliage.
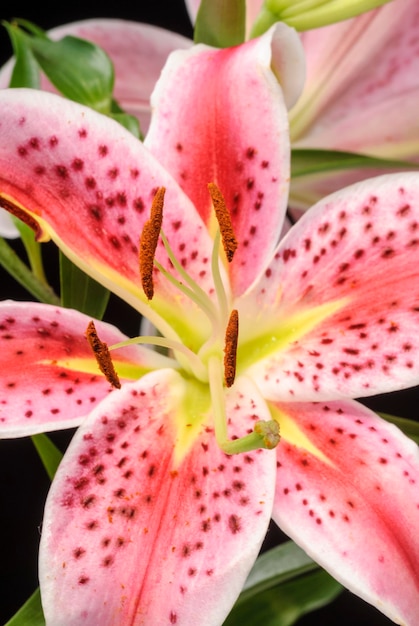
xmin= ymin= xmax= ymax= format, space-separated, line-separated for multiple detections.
xmin=224 ymin=541 xmax=343 ymax=625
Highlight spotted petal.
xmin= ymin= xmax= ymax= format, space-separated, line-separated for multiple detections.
xmin=0 ymin=89 xmax=218 ymax=344
xmin=0 ymin=19 xmax=192 ymax=239
xmin=0 ymin=301 xmax=172 ymax=438
xmin=290 ymin=0 xmax=419 ymax=206
xmin=239 ymin=173 xmax=419 ymax=401
xmin=40 ymin=370 xmax=276 ymax=625
xmin=145 ymin=22 xmax=305 ymax=295
xmin=271 ymin=398 xmax=419 ymax=625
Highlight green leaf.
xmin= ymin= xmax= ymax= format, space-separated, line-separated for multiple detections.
xmin=110 ymin=112 xmax=141 ymax=139
xmin=2 ymin=21 xmax=40 ymax=88
xmin=291 ymin=148 xmax=419 ymax=178
xmin=4 ymin=588 xmax=45 ymax=626
xmin=194 ymin=0 xmax=246 ymax=47
xmin=31 ymin=433 xmax=63 ymax=481
xmin=59 ymin=251 xmax=110 ymax=319
xmin=0 ymin=236 xmax=60 ymax=305
xmin=379 ymin=413 xmax=419 ymax=445
xmin=224 ymin=542 xmax=343 ymax=626
xmin=13 ymin=218 xmax=48 ymax=283
xmin=237 ymin=541 xmax=320 ymax=602
xmin=29 ymin=34 xmax=114 ymax=113
xmin=225 ymin=569 xmax=342 ymax=626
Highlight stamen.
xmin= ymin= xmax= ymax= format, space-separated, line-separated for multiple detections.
xmin=224 ymin=309 xmax=239 ymax=387
xmin=208 ymin=183 xmax=238 ymax=262
xmin=139 ymin=187 xmax=165 ymax=300
xmin=86 ymin=321 xmax=121 ymax=389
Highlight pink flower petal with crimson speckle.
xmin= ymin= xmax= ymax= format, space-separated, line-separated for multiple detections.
xmin=0 ymin=18 xmax=192 ymax=240
xmin=272 ymin=398 xmax=419 ymax=625
xmin=0 ymin=301 xmax=172 ymax=438
xmin=241 ymin=173 xmax=419 ymax=401
xmin=40 ymin=371 xmax=276 ymax=626
xmin=145 ymin=22 xmax=305 ymax=296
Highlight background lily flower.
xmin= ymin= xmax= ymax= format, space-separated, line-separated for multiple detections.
xmin=0 ymin=18 xmax=418 ymax=625
xmin=289 ymin=0 xmax=419 ymax=207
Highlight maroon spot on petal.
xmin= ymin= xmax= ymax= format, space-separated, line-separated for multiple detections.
xmin=382 ymin=248 xmax=395 ymax=258
xmin=86 ymin=520 xmax=98 ymax=530
xmin=81 ymin=495 xmax=96 ymax=509
xmin=73 ymin=547 xmax=86 ymax=559
xmin=98 ymin=145 xmax=108 ymax=157
xmin=170 ymin=611 xmax=178 ymax=624
xmin=228 ymin=514 xmax=241 ymax=534
xmin=72 ymin=158 xmax=84 ymax=171
xmin=246 ymin=147 xmax=256 ymax=159
xmin=85 ymin=177 xmax=96 ymax=189
xmin=78 ymin=575 xmax=89 ymax=585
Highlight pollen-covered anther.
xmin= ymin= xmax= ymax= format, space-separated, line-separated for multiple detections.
xmin=139 ymin=187 xmax=165 ymax=300
xmin=254 ymin=420 xmax=280 ymax=449
xmin=86 ymin=321 xmax=121 ymax=389
xmin=208 ymin=182 xmax=238 ymax=262
xmin=224 ymin=309 xmax=239 ymax=388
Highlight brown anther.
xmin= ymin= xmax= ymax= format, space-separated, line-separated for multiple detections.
xmin=208 ymin=183 xmax=237 ymax=262
xmin=86 ymin=321 xmax=121 ymax=389
xmin=139 ymin=187 xmax=165 ymax=299
xmin=224 ymin=309 xmax=239 ymax=387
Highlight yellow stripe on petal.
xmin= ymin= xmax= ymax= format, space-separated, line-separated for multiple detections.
xmin=238 ymin=297 xmax=348 ymax=371
xmin=270 ymin=403 xmax=333 ymax=467
xmin=171 ymin=376 xmax=211 ymax=467
xmin=39 ymin=357 xmax=149 ymax=380
xmin=0 ymin=193 xmax=51 ymax=242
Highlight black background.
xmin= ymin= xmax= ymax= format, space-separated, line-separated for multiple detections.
xmin=0 ymin=1 xmax=416 ymax=625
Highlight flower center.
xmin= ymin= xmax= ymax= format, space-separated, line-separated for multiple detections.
xmin=88 ymin=184 xmax=279 ymax=455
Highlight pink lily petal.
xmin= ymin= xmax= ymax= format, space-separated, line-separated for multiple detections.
xmin=0 ymin=19 xmax=192 ymax=134
xmin=290 ymin=0 xmax=419 ymax=205
xmin=0 ymin=301 xmax=171 ymax=438
xmin=40 ymin=371 xmax=276 ymax=625
xmin=271 ymin=398 xmax=419 ymax=625
xmin=184 ymin=0 xmax=264 ymax=39
xmin=145 ymin=23 xmax=305 ymax=295
xmin=240 ymin=173 xmax=419 ymax=401
xmin=0 ymin=89 xmax=218 ymax=342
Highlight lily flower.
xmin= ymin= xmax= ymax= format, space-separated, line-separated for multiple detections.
xmin=0 ymin=23 xmax=418 ymax=626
